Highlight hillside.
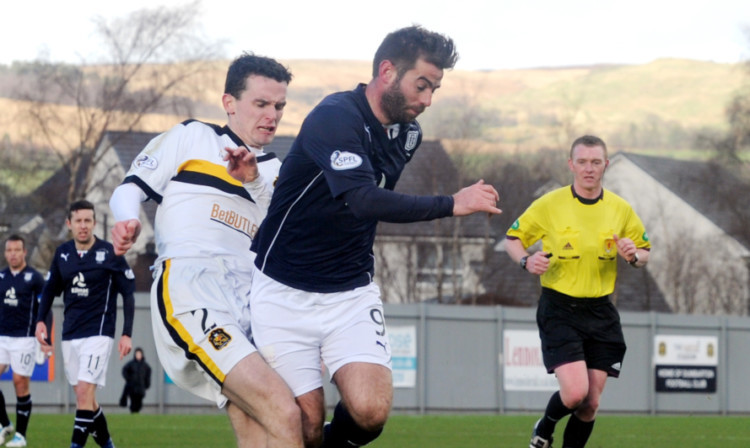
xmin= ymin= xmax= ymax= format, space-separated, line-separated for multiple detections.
xmin=0 ymin=58 xmax=746 ymax=154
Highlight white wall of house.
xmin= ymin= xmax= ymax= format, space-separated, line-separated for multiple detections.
xmin=606 ymin=155 xmax=749 ymax=314
xmin=373 ymin=236 xmax=490 ymax=303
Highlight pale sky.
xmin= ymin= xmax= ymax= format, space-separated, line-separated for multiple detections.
xmin=1 ymin=0 xmax=749 ymax=71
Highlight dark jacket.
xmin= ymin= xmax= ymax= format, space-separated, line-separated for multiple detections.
xmin=122 ymin=357 xmax=151 ymax=396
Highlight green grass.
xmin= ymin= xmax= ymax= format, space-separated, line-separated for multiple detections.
xmin=23 ymin=413 xmax=750 ymax=447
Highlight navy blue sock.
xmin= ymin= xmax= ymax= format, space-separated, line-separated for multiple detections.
xmin=0 ymin=391 xmax=10 ymax=427
xmin=15 ymin=394 xmax=32 ymax=436
xmin=322 ymin=402 xmax=383 ymax=448
xmin=90 ymin=408 xmax=112 ymax=447
xmin=72 ymin=409 xmax=95 ymax=446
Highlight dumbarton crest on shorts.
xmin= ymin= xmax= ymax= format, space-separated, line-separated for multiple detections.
xmin=151 ymin=259 xmax=256 ymax=407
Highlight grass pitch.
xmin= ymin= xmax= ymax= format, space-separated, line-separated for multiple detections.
xmin=27 ymin=413 xmax=750 ymax=447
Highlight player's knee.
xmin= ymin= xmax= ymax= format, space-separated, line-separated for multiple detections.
xmin=273 ymin=400 xmax=304 ymax=441
xmin=347 ymin=395 xmax=391 ymax=430
xmin=12 ymin=376 xmax=29 ymax=395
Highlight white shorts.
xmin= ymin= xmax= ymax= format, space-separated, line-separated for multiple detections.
xmin=0 ymin=336 xmax=37 ymax=377
xmin=250 ymin=269 xmax=392 ymax=397
xmin=61 ymin=336 xmax=113 ymax=387
xmin=151 ymin=258 xmax=257 ymax=408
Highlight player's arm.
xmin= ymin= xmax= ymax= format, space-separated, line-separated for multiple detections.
xmin=110 ymin=183 xmax=146 ymax=256
xmin=114 ymin=262 xmax=135 ymax=360
xmin=32 ymin=273 xmax=53 ymax=346
xmin=35 ymin=261 xmax=62 ymax=347
xmin=343 ymin=179 xmax=500 ymax=222
xmin=343 ymin=185 xmax=453 ymax=222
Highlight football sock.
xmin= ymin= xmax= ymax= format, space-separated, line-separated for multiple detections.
xmin=562 ymin=413 xmax=595 ymax=448
xmin=90 ymin=407 xmax=112 ymax=447
xmin=538 ymin=391 xmax=575 ymax=438
xmin=0 ymin=391 xmax=10 ymax=428
xmin=72 ymin=409 xmax=95 ymax=446
xmin=15 ymin=394 xmax=31 ymax=436
xmin=321 ymin=402 xmax=383 ymax=447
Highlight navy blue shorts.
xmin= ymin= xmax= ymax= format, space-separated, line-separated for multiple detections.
xmin=536 ymin=288 xmax=626 ymax=377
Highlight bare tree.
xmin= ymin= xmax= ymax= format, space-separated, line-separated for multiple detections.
xmin=696 ymin=27 xmax=750 ymax=169
xmin=14 ymin=1 xmax=222 ymax=207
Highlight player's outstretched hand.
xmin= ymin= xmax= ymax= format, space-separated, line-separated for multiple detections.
xmin=112 ymin=219 xmax=142 ymax=256
xmin=224 ymin=146 xmax=259 ymax=184
xmin=452 ymin=180 xmax=502 ymax=217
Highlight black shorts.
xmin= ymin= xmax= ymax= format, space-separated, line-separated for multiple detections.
xmin=536 ymin=288 xmax=626 ymax=377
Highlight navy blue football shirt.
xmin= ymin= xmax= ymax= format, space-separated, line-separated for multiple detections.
xmin=0 ymin=266 xmax=45 ymax=337
xmin=37 ymin=237 xmax=135 ymax=341
xmin=253 ymin=84 xmax=453 ymax=293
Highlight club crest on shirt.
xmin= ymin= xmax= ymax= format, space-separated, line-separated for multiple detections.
xmin=133 ymin=154 xmax=158 ymax=170
xmin=96 ymin=250 xmax=107 ymax=263
xmin=405 ymin=130 xmax=419 ymax=152
xmin=604 ymin=238 xmax=615 ymax=254
xmin=209 ymin=328 xmax=232 ymax=350
xmin=24 ymin=273 xmax=33 ymax=282
xmin=330 ymin=150 xmax=362 ymax=171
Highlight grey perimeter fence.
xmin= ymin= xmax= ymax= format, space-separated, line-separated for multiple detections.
xmin=18 ymin=293 xmax=750 ymax=415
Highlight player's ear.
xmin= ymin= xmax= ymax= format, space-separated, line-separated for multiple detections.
xmin=378 ymin=60 xmax=398 ymax=85
xmin=222 ymin=93 xmax=236 ymax=115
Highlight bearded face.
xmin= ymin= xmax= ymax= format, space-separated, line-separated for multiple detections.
xmin=380 ymin=75 xmax=425 ymax=124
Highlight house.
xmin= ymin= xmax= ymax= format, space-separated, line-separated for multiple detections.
xmin=604 ymin=152 xmax=750 ymax=315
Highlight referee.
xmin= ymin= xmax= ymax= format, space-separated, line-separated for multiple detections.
xmin=505 ymin=135 xmax=650 ymax=448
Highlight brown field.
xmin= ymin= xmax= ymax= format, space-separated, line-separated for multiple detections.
xmin=1 ymin=58 xmax=746 ymax=154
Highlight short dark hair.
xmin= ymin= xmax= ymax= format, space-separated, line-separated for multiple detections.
xmin=224 ymin=52 xmax=293 ymax=98
xmin=5 ymin=234 xmax=25 ymax=249
xmin=372 ymin=25 xmax=458 ymax=78
xmin=570 ymin=135 xmax=608 ymax=159
xmin=68 ymin=200 xmax=96 ymax=221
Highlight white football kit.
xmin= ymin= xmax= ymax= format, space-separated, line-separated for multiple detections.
xmin=118 ymin=120 xmax=279 ymax=406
